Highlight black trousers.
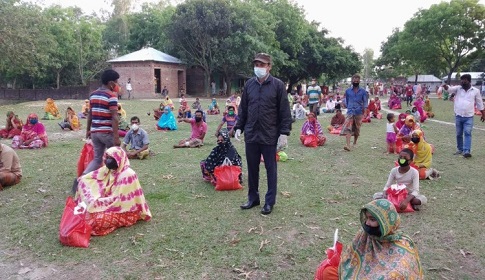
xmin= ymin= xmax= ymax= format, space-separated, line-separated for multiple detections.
xmin=245 ymin=143 xmax=277 ymax=206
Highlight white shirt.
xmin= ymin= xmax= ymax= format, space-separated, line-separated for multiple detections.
xmin=326 ymin=100 xmax=336 ymax=110
xmin=386 ymin=122 xmax=396 ymax=133
xmin=448 ymin=85 xmax=484 ymax=117
xmin=384 ymin=167 xmax=420 ymax=197
xmin=126 ymin=82 xmax=132 ymax=91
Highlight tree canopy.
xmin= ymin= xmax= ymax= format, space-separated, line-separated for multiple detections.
xmin=376 ymin=0 xmax=485 ymax=83
xmin=1 ymin=0 xmax=362 ymax=90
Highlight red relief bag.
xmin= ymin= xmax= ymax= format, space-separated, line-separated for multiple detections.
xmin=77 ymin=142 xmax=94 ymax=177
xmin=214 ymin=158 xmax=243 ymax=191
xmin=386 ymin=184 xmax=414 ymax=213
xmin=59 ymin=197 xmax=92 ymax=248
xmin=303 ymin=135 xmax=318 ymax=147
xmin=315 ymin=229 xmax=343 ymax=280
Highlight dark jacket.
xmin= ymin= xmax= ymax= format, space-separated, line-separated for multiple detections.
xmin=235 ymin=75 xmax=292 ymax=145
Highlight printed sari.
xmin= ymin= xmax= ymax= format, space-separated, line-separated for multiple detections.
xmin=75 ymin=147 xmax=151 ymax=236
xmin=338 ymin=199 xmax=423 ymax=279
xmin=11 ymin=113 xmax=48 ymax=149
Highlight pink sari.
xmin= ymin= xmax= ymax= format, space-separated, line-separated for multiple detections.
xmin=11 ymin=113 xmax=48 ymax=149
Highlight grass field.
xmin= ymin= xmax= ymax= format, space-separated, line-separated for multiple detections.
xmin=0 ymin=96 xmax=484 ymax=279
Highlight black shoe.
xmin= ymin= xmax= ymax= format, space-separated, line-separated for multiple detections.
xmin=453 ymin=151 xmax=463 ymax=155
xmin=261 ymin=204 xmax=273 ymax=215
xmin=240 ymin=200 xmax=260 ymax=210
xmin=463 ymin=153 xmax=472 ymax=158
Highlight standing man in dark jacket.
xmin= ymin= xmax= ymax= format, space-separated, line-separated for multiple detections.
xmin=234 ymin=53 xmax=292 ymax=215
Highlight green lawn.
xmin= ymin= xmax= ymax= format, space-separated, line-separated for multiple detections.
xmin=0 ymin=97 xmax=484 ymax=279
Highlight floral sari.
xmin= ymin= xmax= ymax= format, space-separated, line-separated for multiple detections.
xmin=338 ymin=199 xmax=423 ymax=279
xmin=75 ymin=147 xmax=151 ymax=236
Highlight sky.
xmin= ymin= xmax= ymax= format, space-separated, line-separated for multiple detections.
xmin=35 ymin=0 xmax=485 ymax=58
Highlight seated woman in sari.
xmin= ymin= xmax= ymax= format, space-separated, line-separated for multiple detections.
xmin=361 ymin=108 xmax=371 ymax=123
xmin=315 ymin=199 xmax=423 ymax=280
xmin=157 ymin=106 xmax=178 ymax=131
xmin=388 ymin=94 xmax=402 ymax=109
xmin=409 ymin=129 xmax=439 ymax=180
xmin=42 ymin=98 xmax=61 ymax=120
xmin=300 ymin=113 xmax=326 ymax=146
xmin=423 ymin=97 xmax=434 ymax=118
xmin=58 ymin=107 xmax=81 ymax=131
xmin=396 ymin=115 xmax=420 ymax=153
xmin=162 ymin=96 xmax=174 ymax=110
xmin=207 ymin=98 xmax=220 ymax=115
xmin=327 ymin=109 xmax=345 ymax=134
xmin=75 ymin=147 xmax=152 ymax=236
xmin=413 ymin=97 xmax=427 ymax=123
xmin=78 ymin=99 xmax=90 ymax=119
xmin=367 ymin=99 xmax=379 ymax=118
xmin=118 ymin=114 xmax=130 ymax=137
xmin=0 ymin=111 xmax=22 ymax=139
xmin=200 ymin=129 xmax=242 ymax=184
xmin=12 ymin=113 xmax=48 ymax=149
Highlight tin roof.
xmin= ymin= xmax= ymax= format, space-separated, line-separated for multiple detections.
xmin=407 ymin=75 xmax=442 ymax=83
xmin=108 ymin=47 xmax=183 ymax=64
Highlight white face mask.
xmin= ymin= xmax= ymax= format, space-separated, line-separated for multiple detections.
xmin=254 ymin=67 xmax=267 ymax=79
xmin=131 ymin=123 xmax=139 ymax=131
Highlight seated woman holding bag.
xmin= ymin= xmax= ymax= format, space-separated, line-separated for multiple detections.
xmin=200 ymin=129 xmax=242 ymax=185
xmin=74 ymin=146 xmax=151 ymax=236
xmin=300 ymin=113 xmax=326 ymax=147
xmin=315 ymin=199 xmax=423 ymax=279
xmin=374 ymin=148 xmax=427 ymax=211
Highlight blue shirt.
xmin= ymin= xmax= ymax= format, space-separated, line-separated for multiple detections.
xmin=345 ymin=87 xmax=368 ymax=115
xmin=123 ymin=128 xmax=150 ymax=150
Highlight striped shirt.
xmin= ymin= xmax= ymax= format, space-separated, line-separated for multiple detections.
xmin=306 ymin=85 xmax=322 ymax=104
xmin=89 ymin=88 xmax=118 ymax=133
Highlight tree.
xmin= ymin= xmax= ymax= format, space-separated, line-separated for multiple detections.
xmin=167 ymin=0 xmax=234 ymax=94
xmin=362 ymin=48 xmax=374 ymax=82
xmin=401 ymin=0 xmax=485 ymax=83
xmin=127 ymin=4 xmax=175 ymax=53
xmin=0 ymin=0 xmax=52 ymax=88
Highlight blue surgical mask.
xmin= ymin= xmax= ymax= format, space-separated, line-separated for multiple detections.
xmin=254 ymin=67 xmax=267 ymax=79
xmin=30 ymin=119 xmax=38 ymax=125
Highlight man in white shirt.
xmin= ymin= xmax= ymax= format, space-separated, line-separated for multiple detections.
xmin=445 ymin=74 xmax=485 ymax=158
xmin=322 ymin=96 xmax=336 ymax=113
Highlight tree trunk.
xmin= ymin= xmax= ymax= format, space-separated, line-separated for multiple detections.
xmin=56 ymin=70 xmax=61 ymax=89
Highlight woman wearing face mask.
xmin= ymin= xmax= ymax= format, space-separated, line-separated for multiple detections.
xmin=337 ymin=199 xmax=423 ymax=279
xmin=200 ymin=129 xmax=242 ymax=184
xmin=74 ymin=146 xmax=152 ymax=236
xmin=410 ymin=129 xmax=439 ymax=180
xmin=300 ymin=113 xmax=326 ymax=146
xmin=11 ymin=113 xmax=48 ymax=149
xmin=374 ymin=148 xmax=427 ymax=211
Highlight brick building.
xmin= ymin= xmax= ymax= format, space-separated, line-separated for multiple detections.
xmin=108 ymin=47 xmax=186 ymax=99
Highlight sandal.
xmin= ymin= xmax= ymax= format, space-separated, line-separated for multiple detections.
xmin=343 ymin=146 xmax=351 ymax=151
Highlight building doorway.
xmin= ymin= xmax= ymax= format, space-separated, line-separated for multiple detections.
xmin=154 ymin=69 xmax=161 ymax=94
xmin=177 ymin=70 xmax=185 ymax=97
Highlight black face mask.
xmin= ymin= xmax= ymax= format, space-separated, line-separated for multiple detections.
xmin=461 ymin=82 xmax=471 ymax=90
xmin=411 ymin=137 xmax=420 ymax=144
xmin=195 ymin=117 xmax=202 ymax=122
xmin=398 ymin=158 xmax=409 ymax=167
xmin=363 ymin=224 xmax=381 ymax=237
xmin=352 ymin=82 xmax=359 ymax=88
xmin=105 ymin=158 xmax=118 ymax=170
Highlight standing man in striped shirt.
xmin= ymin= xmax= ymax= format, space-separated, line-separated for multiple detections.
xmin=84 ymin=69 xmax=121 ymax=174
xmin=306 ymin=78 xmax=322 ymax=116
